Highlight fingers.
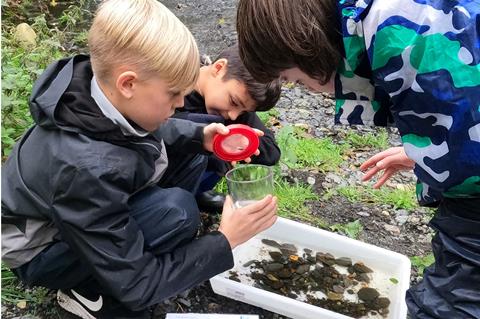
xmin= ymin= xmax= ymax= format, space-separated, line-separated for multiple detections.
xmin=360 ymin=147 xmax=402 ymax=171
xmin=240 ymin=195 xmax=274 ymax=215
xmin=207 ymin=123 xmax=229 ymax=135
xmin=253 ymin=129 xmax=264 ymax=137
xmin=376 ymin=152 xmax=414 ymax=170
xmin=254 ymin=149 xmax=260 ymax=156
xmin=223 ymin=195 xmax=233 ymax=210
xmin=361 ymin=165 xmax=382 ymax=182
xmin=373 ymin=168 xmax=397 ymax=188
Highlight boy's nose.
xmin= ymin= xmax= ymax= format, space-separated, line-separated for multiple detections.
xmin=174 ymin=95 xmax=184 ymax=108
xmin=228 ymin=110 xmax=241 ymax=121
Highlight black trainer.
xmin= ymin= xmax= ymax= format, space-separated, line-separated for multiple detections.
xmin=57 ymin=289 xmax=150 ymax=319
xmin=196 ymin=190 xmax=226 ymax=213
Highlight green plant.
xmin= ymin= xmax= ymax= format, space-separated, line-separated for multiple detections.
xmin=1 ymin=263 xmax=49 ymax=307
xmin=410 ymin=253 xmax=435 ymax=275
xmin=328 ymin=185 xmax=417 ymax=210
xmin=345 ymin=129 xmax=389 ymax=150
xmin=274 ymin=179 xmax=326 ymax=228
xmin=213 ymin=177 xmax=228 ymax=194
xmin=257 ymin=108 xmax=280 ymax=126
xmin=2 ymin=15 xmax=66 ymax=158
xmin=276 ymin=125 xmax=347 ymax=171
xmin=330 ymin=219 xmax=363 ymax=239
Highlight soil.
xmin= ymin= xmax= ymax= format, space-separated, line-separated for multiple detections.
xmin=1 ymin=1 xmax=435 ymax=318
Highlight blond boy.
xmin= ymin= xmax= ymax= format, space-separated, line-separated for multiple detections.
xmin=1 ymin=1 xmax=277 ymax=318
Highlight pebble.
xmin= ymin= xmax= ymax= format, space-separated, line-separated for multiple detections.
xmin=357 ymin=211 xmax=371 ymax=217
xmin=384 ymin=224 xmax=401 ymax=236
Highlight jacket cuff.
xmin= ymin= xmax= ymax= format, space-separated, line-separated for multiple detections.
xmin=201 ymin=231 xmax=234 ymax=273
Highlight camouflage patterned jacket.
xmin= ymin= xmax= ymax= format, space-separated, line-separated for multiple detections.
xmin=334 ymin=0 xmax=480 ymax=206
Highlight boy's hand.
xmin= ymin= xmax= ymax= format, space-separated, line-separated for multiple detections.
xmin=203 ymin=123 xmax=229 ymax=152
xmin=231 ymin=129 xmax=264 ymax=165
xmin=218 ymin=195 xmax=278 ymax=249
xmin=360 ymin=146 xmax=415 ymax=188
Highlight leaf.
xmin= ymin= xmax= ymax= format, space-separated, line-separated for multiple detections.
xmin=389 ymin=277 xmax=399 ymax=284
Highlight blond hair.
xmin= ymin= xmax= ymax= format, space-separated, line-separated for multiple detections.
xmin=88 ymin=0 xmax=199 ymax=92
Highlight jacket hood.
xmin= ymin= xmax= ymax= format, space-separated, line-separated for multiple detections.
xmin=29 ymin=54 xmax=136 ymax=144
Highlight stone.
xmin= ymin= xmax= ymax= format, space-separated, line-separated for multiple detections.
xmin=384 ymin=224 xmax=401 ymax=236
xmin=357 ymin=287 xmax=380 ymax=302
xmin=14 ymin=23 xmax=36 ymax=47
xmin=335 ymin=257 xmax=352 ymax=267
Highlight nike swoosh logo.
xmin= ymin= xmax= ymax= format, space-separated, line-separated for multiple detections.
xmin=71 ymin=289 xmax=103 ymax=312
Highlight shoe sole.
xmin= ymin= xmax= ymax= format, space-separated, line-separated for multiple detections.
xmin=57 ymin=290 xmax=97 ymax=319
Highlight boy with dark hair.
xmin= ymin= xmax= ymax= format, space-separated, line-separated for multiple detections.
xmin=236 ymin=0 xmax=480 ymax=318
xmin=174 ymin=45 xmax=281 ymax=211
xmin=1 ymin=1 xmax=278 ymax=318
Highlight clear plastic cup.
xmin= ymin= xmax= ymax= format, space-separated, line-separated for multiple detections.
xmin=225 ymin=164 xmax=274 ymax=208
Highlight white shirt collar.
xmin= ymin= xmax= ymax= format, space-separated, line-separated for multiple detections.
xmin=90 ymin=76 xmax=148 ymax=137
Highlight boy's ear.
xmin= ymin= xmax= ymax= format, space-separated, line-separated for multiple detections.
xmin=211 ymin=58 xmax=228 ymax=78
xmin=116 ymin=71 xmax=138 ymax=99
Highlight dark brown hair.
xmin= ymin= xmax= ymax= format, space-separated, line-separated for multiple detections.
xmin=215 ymin=44 xmax=281 ymax=112
xmin=236 ymin=0 xmax=342 ymax=84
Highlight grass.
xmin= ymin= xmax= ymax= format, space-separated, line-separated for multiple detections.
xmin=274 ymin=179 xmax=327 ymax=228
xmin=330 ymin=219 xmax=363 ymax=239
xmin=345 ymin=129 xmax=389 ymax=150
xmin=1 ymin=264 xmax=50 ymax=311
xmin=276 ymin=125 xmax=348 ymax=172
xmin=257 ymin=108 xmax=280 ymax=127
xmin=325 ymin=185 xmax=418 ymax=210
xmin=410 ymin=253 xmax=435 ymax=276
xmin=1 ymin=1 xmax=93 ymax=159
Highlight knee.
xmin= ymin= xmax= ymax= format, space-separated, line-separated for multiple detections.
xmin=165 ymin=188 xmax=200 ymax=236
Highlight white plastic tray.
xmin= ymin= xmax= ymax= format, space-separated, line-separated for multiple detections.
xmin=210 ymin=217 xmax=411 ymax=319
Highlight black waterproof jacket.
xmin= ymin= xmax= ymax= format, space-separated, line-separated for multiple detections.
xmin=1 ymin=55 xmax=234 ymax=310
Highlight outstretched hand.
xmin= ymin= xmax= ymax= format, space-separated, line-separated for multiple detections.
xmin=360 ymin=146 xmax=415 ymax=188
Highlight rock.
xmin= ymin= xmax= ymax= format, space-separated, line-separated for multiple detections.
xmin=335 ymin=257 xmax=352 ymax=267
xmin=316 ymin=252 xmax=335 ymax=266
xmin=265 ymin=263 xmax=284 ymax=272
xmin=307 ymin=176 xmax=316 ymax=185
xmin=176 ymin=298 xmax=191 ymax=308
xmin=357 ymin=211 xmax=370 ymax=217
xmin=16 ymin=300 xmax=27 ymax=309
xmin=370 ymin=297 xmax=391 ymax=310
xmin=208 ymin=302 xmax=221 ymax=312
xmin=325 ymin=173 xmax=343 ymax=184
xmin=262 ymin=239 xmax=281 ymax=248
xmin=384 ymin=224 xmax=401 ymax=236
xmin=14 ymin=23 xmax=37 ymax=47
xmin=358 ymin=273 xmax=370 ymax=283
xmin=268 ymin=251 xmax=283 ymax=262
xmin=332 ymin=285 xmax=345 ymax=294
xmin=353 ymin=262 xmax=373 ymax=273
xmin=327 ymin=291 xmax=344 ymax=301
xmin=394 ymin=209 xmax=409 ymax=225
xmin=358 ymin=287 xmax=380 ymax=302
xmin=296 ymin=264 xmax=310 ymax=274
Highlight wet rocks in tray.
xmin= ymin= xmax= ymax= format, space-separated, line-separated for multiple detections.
xmin=358 ymin=287 xmax=380 ymax=302
xmin=335 ymin=257 xmax=352 ymax=267
xmin=228 ymin=271 xmax=240 ymax=282
xmin=239 ymin=239 xmax=391 ymax=318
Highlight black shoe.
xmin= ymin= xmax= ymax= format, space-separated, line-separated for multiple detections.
xmin=57 ymin=289 xmax=149 ymax=319
xmin=196 ymin=190 xmax=226 ymax=213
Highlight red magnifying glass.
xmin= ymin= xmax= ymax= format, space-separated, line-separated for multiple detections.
xmin=213 ymin=124 xmax=260 ymax=162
